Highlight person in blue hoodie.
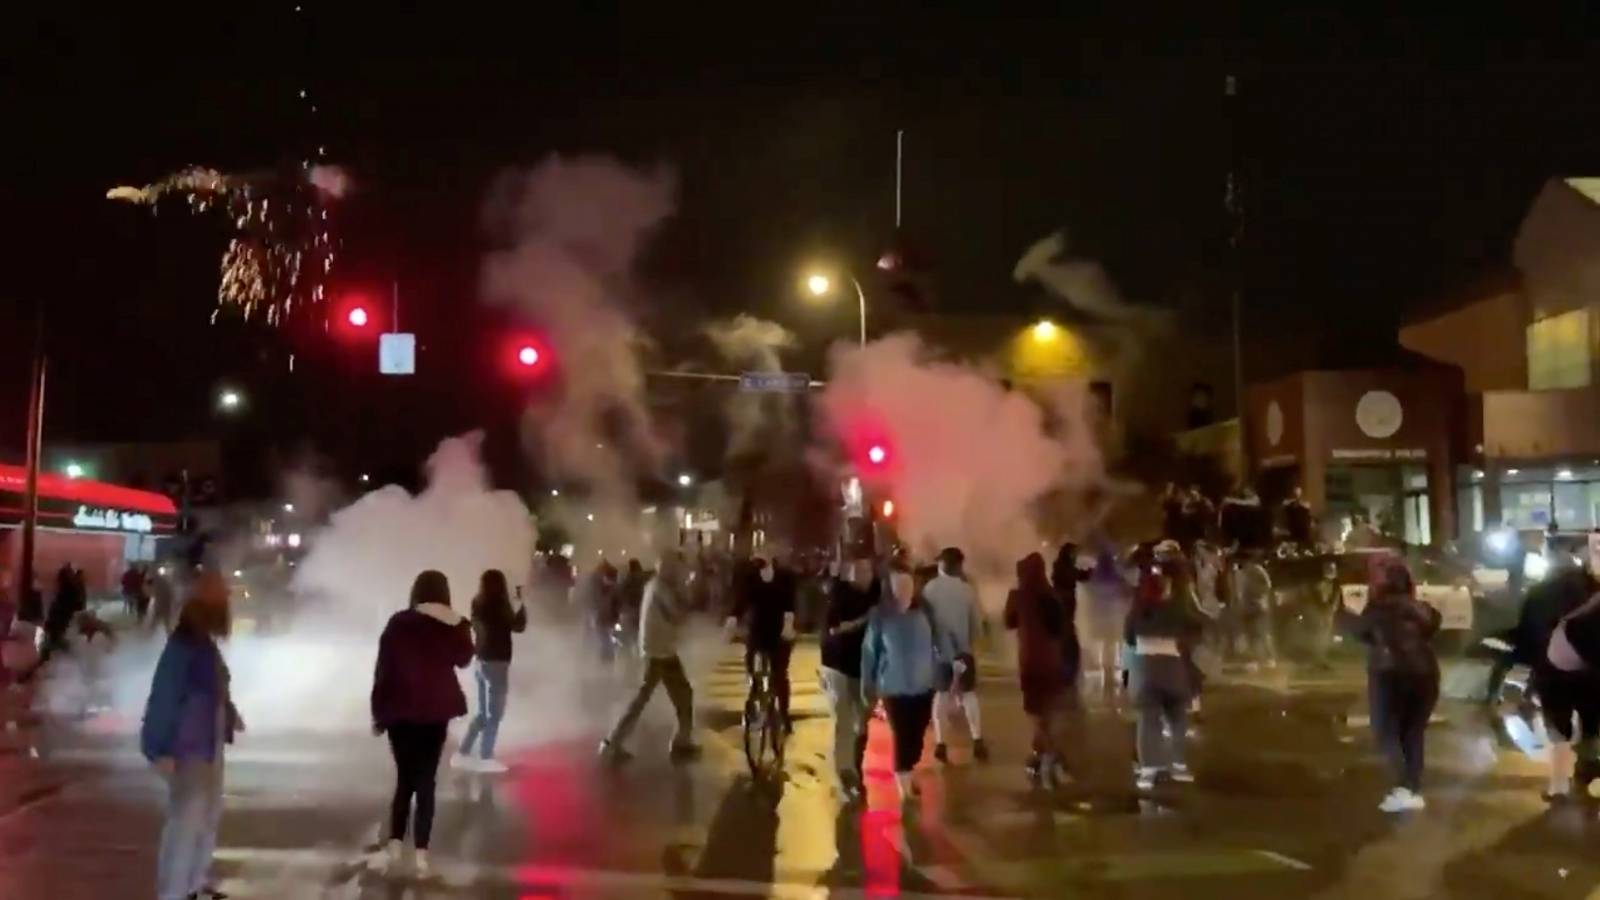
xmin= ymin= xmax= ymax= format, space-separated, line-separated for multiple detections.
xmin=140 ymin=570 xmax=242 ymax=900
xmin=861 ymin=561 xmax=952 ymax=802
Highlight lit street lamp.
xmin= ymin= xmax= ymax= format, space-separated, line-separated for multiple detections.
xmin=803 ymin=270 xmax=867 ymax=346
xmin=1031 ymin=319 xmax=1059 ymax=343
xmin=63 ymin=462 xmax=85 ymax=479
xmin=677 ymin=473 xmax=694 ymax=487
xmin=218 ymin=389 xmax=244 ymax=412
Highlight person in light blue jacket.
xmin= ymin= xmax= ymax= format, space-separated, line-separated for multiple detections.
xmin=140 ymin=571 xmax=242 ymax=900
xmin=861 ymin=562 xmax=952 ymax=801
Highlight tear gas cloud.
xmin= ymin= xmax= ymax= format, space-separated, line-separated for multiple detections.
xmin=817 ymin=333 xmax=1103 ymax=581
xmin=481 ymin=155 xmax=674 ymax=519
xmin=704 ymin=314 xmax=801 ymax=460
xmin=1014 ymin=230 xmax=1170 ymax=330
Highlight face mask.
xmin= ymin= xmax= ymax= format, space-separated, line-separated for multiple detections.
xmin=890 ymin=572 xmax=915 ymax=608
xmin=759 ymin=566 xmax=775 ymax=584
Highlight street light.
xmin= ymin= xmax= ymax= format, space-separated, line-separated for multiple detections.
xmin=218 ymin=389 xmax=243 ymax=412
xmin=1031 ymin=319 xmax=1059 ymax=343
xmin=63 ymin=462 xmax=85 ymax=479
xmin=677 ymin=473 xmax=694 ymax=487
xmin=803 ymin=269 xmax=867 ymax=346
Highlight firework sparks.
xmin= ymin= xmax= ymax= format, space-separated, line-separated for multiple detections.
xmin=108 ymin=164 xmax=347 ymax=324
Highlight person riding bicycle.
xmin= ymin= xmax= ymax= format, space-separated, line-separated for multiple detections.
xmin=729 ymin=556 xmax=798 ymax=732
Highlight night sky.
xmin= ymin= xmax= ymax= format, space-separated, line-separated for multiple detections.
xmin=6 ymin=7 xmax=1600 ymax=492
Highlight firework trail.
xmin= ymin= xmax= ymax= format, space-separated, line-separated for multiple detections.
xmin=108 ymin=163 xmax=350 ymax=324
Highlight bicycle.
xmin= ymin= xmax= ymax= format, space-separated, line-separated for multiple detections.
xmin=742 ymin=649 xmax=787 ymax=779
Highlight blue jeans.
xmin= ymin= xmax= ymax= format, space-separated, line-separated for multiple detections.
xmin=157 ymin=755 xmax=224 ymax=900
xmin=461 ymin=660 xmax=510 ymax=759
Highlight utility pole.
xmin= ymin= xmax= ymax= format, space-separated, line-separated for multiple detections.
xmin=1224 ymin=73 xmax=1248 ymax=479
xmin=18 ymin=304 xmax=46 ymax=604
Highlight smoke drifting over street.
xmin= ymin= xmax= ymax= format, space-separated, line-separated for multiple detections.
xmin=817 ymin=334 xmax=1103 ymax=578
xmin=481 ymin=155 xmax=676 ymax=503
xmin=704 ymin=314 xmax=801 ymax=460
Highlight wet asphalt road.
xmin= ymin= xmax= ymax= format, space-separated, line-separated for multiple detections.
xmin=1 ymin=640 xmax=1597 ymax=899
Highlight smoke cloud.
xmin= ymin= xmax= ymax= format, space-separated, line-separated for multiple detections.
xmin=704 ymin=314 xmax=800 ymax=460
xmin=1014 ymin=230 xmax=1168 ymax=329
xmin=816 ymin=334 xmax=1103 ymax=579
xmin=481 ymin=155 xmax=676 ymax=557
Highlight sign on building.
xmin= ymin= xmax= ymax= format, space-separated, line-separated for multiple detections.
xmin=739 ymin=371 xmax=811 ymax=393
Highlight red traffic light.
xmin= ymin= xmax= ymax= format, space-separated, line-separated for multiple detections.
xmin=517 ymin=345 xmax=540 ymax=367
xmin=881 ymin=499 xmax=895 ymax=518
xmin=867 ymin=444 xmax=888 ymax=466
xmin=347 ymin=306 xmax=370 ymax=328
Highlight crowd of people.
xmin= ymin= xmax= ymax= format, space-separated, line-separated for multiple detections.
xmin=4 ymin=510 xmax=1598 ymax=897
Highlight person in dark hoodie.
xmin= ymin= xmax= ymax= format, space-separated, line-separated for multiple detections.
xmin=453 ymin=569 xmax=527 ymax=775
xmin=370 ymin=570 xmax=475 ymax=878
xmin=140 ymin=570 xmax=241 ymax=900
xmin=1352 ymin=556 xmax=1441 ymax=813
xmin=821 ymin=557 xmax=878 ymax=798
xmin=1008 ymin=552 xmax=1072 ymax=787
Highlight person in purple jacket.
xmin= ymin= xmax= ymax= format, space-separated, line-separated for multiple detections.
xmin=140 ymin=571 xmax=241 ymax=900
xmin=370 ymin=570 xmax=475 ymax=878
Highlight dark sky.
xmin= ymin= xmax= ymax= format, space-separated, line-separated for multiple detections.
xmin=6 ymin=6 xmax=1600 ymax=490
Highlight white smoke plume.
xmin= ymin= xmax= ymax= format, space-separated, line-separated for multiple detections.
xmin=704 ymin=314 xmax=800 ymax=459
xmin=1014 ymin=230 xmax=1169 ymax=328
xmin=38 ymin=433 xmax=722 ymax=750
xmin=816 ymin=334 xmax=1103 ymax=580
xmin=481 ymin=155 xmax=676 ymax=557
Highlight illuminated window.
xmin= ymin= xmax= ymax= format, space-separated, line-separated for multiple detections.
xmin=1527 ymin=309 xmax=1593 ymax=389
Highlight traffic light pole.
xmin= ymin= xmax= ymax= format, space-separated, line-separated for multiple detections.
xmin=18 ymin=307 xmax=46 ymax=606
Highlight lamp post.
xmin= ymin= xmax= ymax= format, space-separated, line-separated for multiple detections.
xmin=804 ymin=272 xmax=867 ymax=347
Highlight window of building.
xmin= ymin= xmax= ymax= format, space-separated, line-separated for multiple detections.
xmin=1526 ymin=309 xmax=1593 ymax=389
xmin=1498 ymin=464 xmax=1600 ymax=530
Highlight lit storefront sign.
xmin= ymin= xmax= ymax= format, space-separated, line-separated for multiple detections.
xmin=71 ymin=504 xmax=155 ymax=534
xmin=1329 ymin=448 xmax=1428 ymax=461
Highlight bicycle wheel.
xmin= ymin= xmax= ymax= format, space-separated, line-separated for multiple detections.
xmin=763 ymin=693 xmax=786 ymax=769
xmin=743 ymin=691 xmax=770 ymax=776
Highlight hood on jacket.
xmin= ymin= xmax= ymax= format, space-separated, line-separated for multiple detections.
xmin=414 ymin=602 xmax=464 ymax=627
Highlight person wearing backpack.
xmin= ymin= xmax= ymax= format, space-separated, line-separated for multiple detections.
xmin=1352 ymin=556 xmax=1441 ymax=813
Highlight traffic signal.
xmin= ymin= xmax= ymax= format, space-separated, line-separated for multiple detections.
xmin=347 ymin=306 xmax=370 ymax=328
xmin=516 ymin=345 xmax=541 ymax=368
xmin=881 ymin=499 xmax=895 ymax=519
xmin=867 ymin=444 xmax=888 ymax=466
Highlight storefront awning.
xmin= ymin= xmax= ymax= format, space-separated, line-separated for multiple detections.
xmin=0 ymin=463 xmax=178 ymax=534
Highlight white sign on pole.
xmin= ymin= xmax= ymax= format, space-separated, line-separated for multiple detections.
xmin=379 ymin=333 xmax=416 ymax=375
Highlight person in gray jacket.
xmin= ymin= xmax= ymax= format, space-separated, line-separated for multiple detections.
xmin=599 ymin=553 xmax=700 ymax=764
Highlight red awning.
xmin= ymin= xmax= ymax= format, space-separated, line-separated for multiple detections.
xmin=0 ymin=463 xmax=178 ymax=516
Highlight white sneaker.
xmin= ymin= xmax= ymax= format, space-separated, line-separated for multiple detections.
xmin=379 ymin=838 xmax=404 ymax=872
xmin=450 ymin=752 xmax=479 ymax=772
xmin=1170 ymin=763 xmax=1195 ymax=784
xmin=1379 ymin=788 xmax=1425 ymax=813
xmin=414 ymin=849 xmax=434 ymax=879
xmin=476 ymin=757 xmax=508 ymax=774
xmin=1135 ymin=768 xmax=1158 ymax=791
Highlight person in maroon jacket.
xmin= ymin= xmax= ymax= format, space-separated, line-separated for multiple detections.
xmin=370 ymin=570 xmax=474 ymax=878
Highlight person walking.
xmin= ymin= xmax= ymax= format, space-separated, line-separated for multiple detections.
xmin=599 ymin=553 xmax=701 ymax=763
xmin=370 ymin=570 xmax=475 ymax=878
xmin=1352 ymin=556 xmax=1441 ymax=813
xmin=453 ymin=569 xmax=527 ymax=774
xmin=1126 ymin=551 xmax=1200 ymax=791
xmin=1082 ymin=548 xmax=1130 ymax=696
xmin=140 ymin=571 xmax=242 ymax=900
xmin=43 ymin=563 xmax=85 ymax=660
xmin=925 ymin=547 xmax=988 ymax=763
xmin=821 ymin=558 xmax=877 ymax=797
xmin=1007 ymin=552 xmax=1073 ymax=787
xmin=862 ymin=562 xmax=949 ymax=802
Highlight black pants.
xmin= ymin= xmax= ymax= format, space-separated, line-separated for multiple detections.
xmin=1369 ymin=671 xmax=1438 ymax=792
xmin=387 ymin=722 xmax=448 ymax=849
xmin=1534 ymin=666 xmax=1600 ymax=744
xmin=745 ymin=640 xmax=793 ymax=724
xmin=883 ymin=692 xmax=934 ymax=773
